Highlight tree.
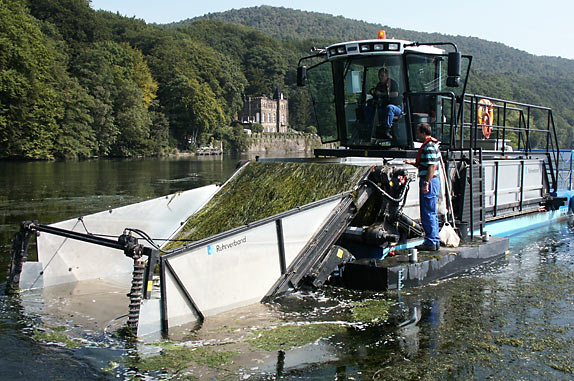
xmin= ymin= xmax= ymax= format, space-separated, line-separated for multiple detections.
xmin=148 ymin=35 xmax=246 ymax=125
xmin=54 ymin=76 xmax=96 ymax=158
xmin=71 ymin=41 xmax=157 ymax=156
xmin=27 ymin=0 xmax=98 ymax=44
xmin=148 ymin=104 xmax=170 ymax=154
xmin=244 ymin=44 xmax=288 ymax=96
xmin=161 ymin=74 xmax=225 ymax=148
xmin=213 ymin=125 xmax=250 ymax=153
xmin=0 ymin=0 xmax=61 ymax=158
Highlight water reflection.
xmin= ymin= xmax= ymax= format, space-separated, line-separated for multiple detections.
xmin=0 ymin=157 xmax=243 ymax=269
xmin=1 ymin=157 xmax=574 ymax=379
xmin=243 ymin=223 xmax=573 ymax=379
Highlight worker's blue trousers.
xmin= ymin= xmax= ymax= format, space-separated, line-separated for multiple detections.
xmin=365 ymin=104 xmax=402 ymax=130
xmin=419 ymin=176 xmax=441 ymax=246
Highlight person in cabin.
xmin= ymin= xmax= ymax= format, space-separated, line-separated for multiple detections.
xmin=365 ymin=67 xmax=402 ymax=139
xmin=404 ymin=122 xmax=441 ymax=251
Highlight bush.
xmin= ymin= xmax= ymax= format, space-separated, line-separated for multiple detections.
xmin=251 ymin=123 xmax=264 ymax=133
xmin=305 ymin=125 xmax=317 ymax=134
xmin=212 ymin=125 xmax=250 ymax=153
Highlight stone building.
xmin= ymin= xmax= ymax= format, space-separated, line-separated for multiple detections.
xmin=240 ymin=90 xmax=288 ymax=133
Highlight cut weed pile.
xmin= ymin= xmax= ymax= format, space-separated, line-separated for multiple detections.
xmin=165 ymin=162 xmax=366 ymax=249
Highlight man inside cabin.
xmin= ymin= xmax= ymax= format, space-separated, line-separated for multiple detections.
xmin=405 ymin=122 xmax=440 ymax=251
xmin=365 ymin=67 xmax=402 ymax=139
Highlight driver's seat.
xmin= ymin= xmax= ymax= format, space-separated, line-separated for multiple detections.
xmin=371 ymin=109 xmax=403 ymax=140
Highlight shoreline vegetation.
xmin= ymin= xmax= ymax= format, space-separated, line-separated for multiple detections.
xmin=0 ymin=133 xmax=325 ymax=161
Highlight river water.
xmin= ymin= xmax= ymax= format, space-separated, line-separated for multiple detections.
xmin=0 ymin=156 xmax=573 ymax=379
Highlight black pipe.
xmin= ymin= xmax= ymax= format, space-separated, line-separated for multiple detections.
xmin=6 ymin=220 xmax=150 ymax=292
xmin=276 ymin=220 xmax=287 ymax=274
xmin=22 ymin=221 xmax=147 ymax=259
xmin=31 ymin=222 xmax=126 ymax=251
xmin=6 ymin=223 xmax=34 ymax=294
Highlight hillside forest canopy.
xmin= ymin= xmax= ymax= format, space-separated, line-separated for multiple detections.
xmin=1 ymin=0 xmax=573 ymax=159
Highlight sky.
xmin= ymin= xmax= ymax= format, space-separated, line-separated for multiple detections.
xmin=90 ymin=0 xmax=574 ymax=60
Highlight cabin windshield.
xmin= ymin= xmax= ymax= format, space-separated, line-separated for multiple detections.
xmin=307 ymin=54 xmax=406 ymax=147
xmin=404 ymin=52 xmax=470 ymax=147
xmin=305 ymin=50 xmax=470 ymax=148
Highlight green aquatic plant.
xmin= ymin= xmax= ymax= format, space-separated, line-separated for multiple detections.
xmin=102 ymin=361 xmax=120 ymax=375
xmin=249 ymin=323 xmax=346 ymax=351
xmin=164 ymin=162 xmax=366 ymax=250
xmin=546 ymin=356 xmax=574 ymax=374
xmin=33 ymin=326 xmax=79 ymax=348
xmin=135 ymin=344 xmax=238 ymax=372
xmin=495 ymin=336 xmax=524 ymax=348
xmin=351 ymin=299 xmax=394 ymax=323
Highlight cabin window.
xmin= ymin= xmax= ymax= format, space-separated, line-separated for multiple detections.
xmin=405 ymin=53 xmax=470 ymax=146
xmin=306 ymin=60 xmax=338 ymax=143
xmin=334 ymin=55 xmax=406 ymax=146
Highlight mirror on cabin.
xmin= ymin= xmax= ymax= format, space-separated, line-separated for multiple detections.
xmin=297 ymin=66 xmax=307 ymax=86
xmin=447 ymin=52 xmax=461 ymax=87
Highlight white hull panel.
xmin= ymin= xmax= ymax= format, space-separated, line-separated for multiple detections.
xmin=161 ymin=199 xmax=342 ymax=329
xmin=21 ymin=184 xmax=220 ymax=289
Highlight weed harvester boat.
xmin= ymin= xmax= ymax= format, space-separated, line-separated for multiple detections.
xmin=7 ymin=32 xmax=573 ymax=337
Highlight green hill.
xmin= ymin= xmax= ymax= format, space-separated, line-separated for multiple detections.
xmin=172 ymin=5 xmax=574 ymax=143
xmin=1 ymin=1 xmax=573 ymax=159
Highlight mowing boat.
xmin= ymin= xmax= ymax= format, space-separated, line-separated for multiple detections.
xmin=6 ymin=32 xmax=574 ymax=338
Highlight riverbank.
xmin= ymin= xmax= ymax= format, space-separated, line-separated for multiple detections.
xmin=247 ymin=132 xmax=329 ymax=154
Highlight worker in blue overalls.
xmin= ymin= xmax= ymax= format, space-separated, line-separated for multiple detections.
xmin=405 ymin=122 xmax=441 ymax=251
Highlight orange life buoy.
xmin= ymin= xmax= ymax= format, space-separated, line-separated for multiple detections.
xmin=477 ymin=99 xmax=494 ymax=139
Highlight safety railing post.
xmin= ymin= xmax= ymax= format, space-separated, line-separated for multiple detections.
xmin=570 ymin=150 xmax=573 ymax=191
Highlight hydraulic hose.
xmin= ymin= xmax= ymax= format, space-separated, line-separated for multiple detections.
xmin=364 ymin=178 xmax=412 ymax=204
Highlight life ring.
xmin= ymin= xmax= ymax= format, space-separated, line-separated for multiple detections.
xmin=477 ymin=99 xmax=494 ymax=139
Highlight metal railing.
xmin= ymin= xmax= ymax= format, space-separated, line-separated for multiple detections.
xmin=458 ymin=94 xmax=560 ymax=192
xmin=544 ymin=149 xmax=574 ymax=191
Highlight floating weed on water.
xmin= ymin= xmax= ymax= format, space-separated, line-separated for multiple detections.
xmin=546 ymin=354 xmax=574 ymax=374
xmin=156 ymin=175 xmax=199 ymax=184
xmin=472 ymin=340 xmax=501 ymax=355
xmin=351 ymin=299 xmax=394 ymax=323
xmin=102 ymin=361 xmax=119 ymax=375
xmin=33 ymin=326 xmax=80 ymax=348
xmin=134 ymin=343 xmax=238 ymax=373
xmin=249 ymin=323 xmax=346 ymax=351
xmin=494 ymin=336 xmax=524 ymax=348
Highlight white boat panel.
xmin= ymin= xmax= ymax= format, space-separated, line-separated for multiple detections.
xmin=166 ymin=222 xmax=281 ymax=318
xmin=483 ymin=159 xmax=544 ymax=209
xmin=403 ymin=166 xmax=422 ymax=220
xmin=163 ymin=198 xmax=344 ymax=328
xmin=164 ymin=266 xmax=202 ymax=328
xmin=281 ymin=199 xmax=341 ymax=265
xmin=22 ymin=184 xmax=220 ymax=289
xmin=137 ymin=299 xmax=162 ymax=338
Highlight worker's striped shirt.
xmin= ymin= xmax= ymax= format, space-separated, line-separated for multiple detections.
xmin=418 ymin=141 xmax=440 ymax=178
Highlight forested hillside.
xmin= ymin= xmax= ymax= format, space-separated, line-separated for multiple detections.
xmin=182 ymin=5 xmax=574 ymax=144
xmin=1 ymin=0 xmax=304 ymax=159
xmin=2 ymin=1 xmax=573 ymax=159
